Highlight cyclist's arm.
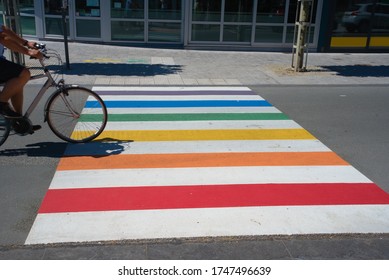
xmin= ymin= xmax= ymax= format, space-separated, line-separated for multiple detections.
xmin=0 ymin=25 xmax=42 ymax=58
xmin=0 ymin=38 xmax=43 ymax=59
xmin=1 ymin=25 xmax=27 ymax=47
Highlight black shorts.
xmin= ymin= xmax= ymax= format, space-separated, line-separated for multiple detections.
xmin=0 ymin=58 xmax=25 ymax=83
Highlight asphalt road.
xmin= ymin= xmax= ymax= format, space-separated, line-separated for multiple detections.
xmin=1 ymin=84 xmax=388 ymax=259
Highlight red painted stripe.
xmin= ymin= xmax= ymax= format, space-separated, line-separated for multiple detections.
xmin=38 ymin=183 xmax=389 ymax=213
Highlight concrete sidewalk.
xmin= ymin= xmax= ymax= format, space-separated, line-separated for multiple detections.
xmin=29 ymin=41 xmax=389 ymax=86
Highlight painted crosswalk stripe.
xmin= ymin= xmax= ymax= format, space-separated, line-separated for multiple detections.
xmin=81 ymin=113 xmax=290 ymax=121
xmin=89 ymin=129 xmax=315 ymax=141
xmin=63 ymin=140 xmax=330 ymax=156
xmin=88 ymin=100 xmax=273 ymax=108
xmin=25 ymin=86 xmax=389 ymax=245
xmin=57 ymin=152 xmax=348 ymax=170
xmin=38 ymin=183 xmax=389 ymax=214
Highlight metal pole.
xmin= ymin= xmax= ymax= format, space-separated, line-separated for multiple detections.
xmin=62 ymin=0 xmax=70 ymax=69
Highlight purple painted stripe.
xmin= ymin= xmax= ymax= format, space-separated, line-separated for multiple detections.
xmin=95 ymin=90 xmax=256 ymax=96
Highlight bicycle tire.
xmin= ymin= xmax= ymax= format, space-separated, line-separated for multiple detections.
xmin=46 ymin=86 xmax=107 ymax=143
xmin=0 ymin=114 xmax=11 ymax=147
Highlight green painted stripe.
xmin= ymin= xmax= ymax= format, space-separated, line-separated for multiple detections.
xmin=80 ymin=113 xmax=289 ymax=122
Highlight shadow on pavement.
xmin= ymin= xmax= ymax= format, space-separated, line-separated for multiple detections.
xmin=0 ymin=140 xmax=130 ymax=158
xmin=64 ymin=63 xmax=183 ymax=77
xmin=0 ymin=142 xmax=67 ymax=158
xmin=322 ymin=65 xmax=389 ymax=77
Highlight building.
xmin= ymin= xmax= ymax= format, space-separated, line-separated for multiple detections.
xmin=1 ymin=0 xmax=389 ymax=52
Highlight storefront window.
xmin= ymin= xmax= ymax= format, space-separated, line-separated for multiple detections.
xmin=44 ymin=0 xmax=68 ymax=36
xmin=149 ymin=0 xmax=181 ymax=20
xmin=191 ymin=24 xmax=220 ymax=41
xmin=19 ymin=0 xmax=36 ymax=35
xmin=331 ymin=0 xmax=389 ymax=49
xmin=76 ymin=0 xmax=101 ymax=17
xmin=149 ymin=22 xmax=181 ymax=42
xmin=192 ymin=0 xmax=222 ymax=22
xmin=45 ymin=0 xmax=62 ymax=15
xmin=225 ymin=0 xmax=253 ymax=22
xmin=111 ymin=0 xmax=145 ymax=19
xmin=223 ymin=25 xmax=252 ymax=42
xmin=112 ymin=21 xmax=144 ymax=41
xmin=255 ymin=26 xmax=283 ymax=43
xmin=257 ymin=0 xmax=286 ymax=23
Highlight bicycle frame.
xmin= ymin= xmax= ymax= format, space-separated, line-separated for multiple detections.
xmin=24 ymin=57 xmax=64 ymax=121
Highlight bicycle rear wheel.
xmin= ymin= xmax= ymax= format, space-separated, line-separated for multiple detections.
xmin=46 ymin=86 xmax=107 ymax=143
xmin=0 ymin=114 xmax=10 ymax=147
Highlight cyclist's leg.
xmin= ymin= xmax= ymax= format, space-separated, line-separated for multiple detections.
xmin=0 ymin=60 xmax=30 ymax=115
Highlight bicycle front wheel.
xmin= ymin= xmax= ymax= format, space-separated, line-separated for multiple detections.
xmin=46 ymin=87 xmax=107 ymax=143
xmin=0 ymin=114 xmax=11 ymax=147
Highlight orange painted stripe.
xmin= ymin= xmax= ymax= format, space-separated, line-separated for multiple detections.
xmin=57 ymin=152 xmax=349 ymax=171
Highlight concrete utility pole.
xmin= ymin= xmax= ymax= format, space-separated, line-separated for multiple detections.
xmin=292 ymin=0 xmax=314 ymax=72
xmin=3 ymin=0 xmax=24 ymax=65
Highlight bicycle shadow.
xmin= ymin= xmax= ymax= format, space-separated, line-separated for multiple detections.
xmin=64 ymin=62 xmax=183 ymax=77
xmin=0 ymin=139 xmax=132 ymax=158
xmin=0 ymin=142 xmax=68 ymax=158
xmin=64 ymin=138 xmax=132 ymax=157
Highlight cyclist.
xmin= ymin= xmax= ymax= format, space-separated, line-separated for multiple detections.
xmin=0 ymin=24 xmax=43 ymax=130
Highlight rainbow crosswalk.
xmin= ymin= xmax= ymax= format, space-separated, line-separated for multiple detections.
xmin=25 ymin=87 xmax=389 ymax=244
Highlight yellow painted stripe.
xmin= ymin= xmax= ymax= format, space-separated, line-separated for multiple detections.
xmin=330 ymin=37 xmax=367 ymax=48
xmin=87 ymin=129 xmax=316 ymax=142
xmin=370 ymin=37 xmax=389 ymax=47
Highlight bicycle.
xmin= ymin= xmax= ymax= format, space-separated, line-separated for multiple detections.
xmin=0 ymin=44 xmax=107 ymax=147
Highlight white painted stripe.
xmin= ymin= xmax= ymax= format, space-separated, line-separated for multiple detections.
xmin=25 ymin=205 xmax=389 ymax=244
xmin=49 ymin=166 xmax=369 ymax=190
xmin=99 ymin=95 xmax=265 ymax=101
xmin=64 ymin=140 xmax=331 ymax=156
xmin=92 ymin=86 xmax=252 ymax=92
xmin=79 ymin=120 xmax=301 ymax=131
xmin=98 ymin=107 xmax=282 ymax=114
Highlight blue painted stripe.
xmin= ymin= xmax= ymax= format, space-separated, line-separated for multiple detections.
xmin=86 ymin=100 xmax=272 ymax=108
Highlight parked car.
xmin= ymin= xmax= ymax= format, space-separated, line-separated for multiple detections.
xmin=342 ymin=3 xmax=389 ymax=33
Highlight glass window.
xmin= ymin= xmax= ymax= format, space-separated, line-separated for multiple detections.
xmin=44 ymin=0 xmax=68 ymax=36
xmin=149 ymin=0 xmax=181 ymax=20
xmin=76 ymin=0 xmax=101 ymax=17
xmin=19 ymin=0 xmax=36 ymax=35
xmin=223 ymin=25 xmax=252 ymax=42
xmin=224 ymin=0 xmax=253 ymax=23
xmin=192 ymin=0 xmax=222 ymax=22
xmin=76 ymin=19 xmax=101 ymax=37
xmin=148 ymin=22 xmax=181 ymax=42
xmin=255 ymin=26 xmax=283 ymax=43
xmin=191 ymin=24 xmax=220 ymax=41
xmin=333 ymin=0 xmax=378 ymax=35
xmin=372 ymin=3 xmax=389 ymax=34
xmin=44 ymin=0 xmax=62 ymax=15
xmin=111 ymin=0 xmax=144 ymax=19
xmin=257 ymin=0 xmax=286 ymax=23
xmin=111 ymin=21 xmax=144 ymax=41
